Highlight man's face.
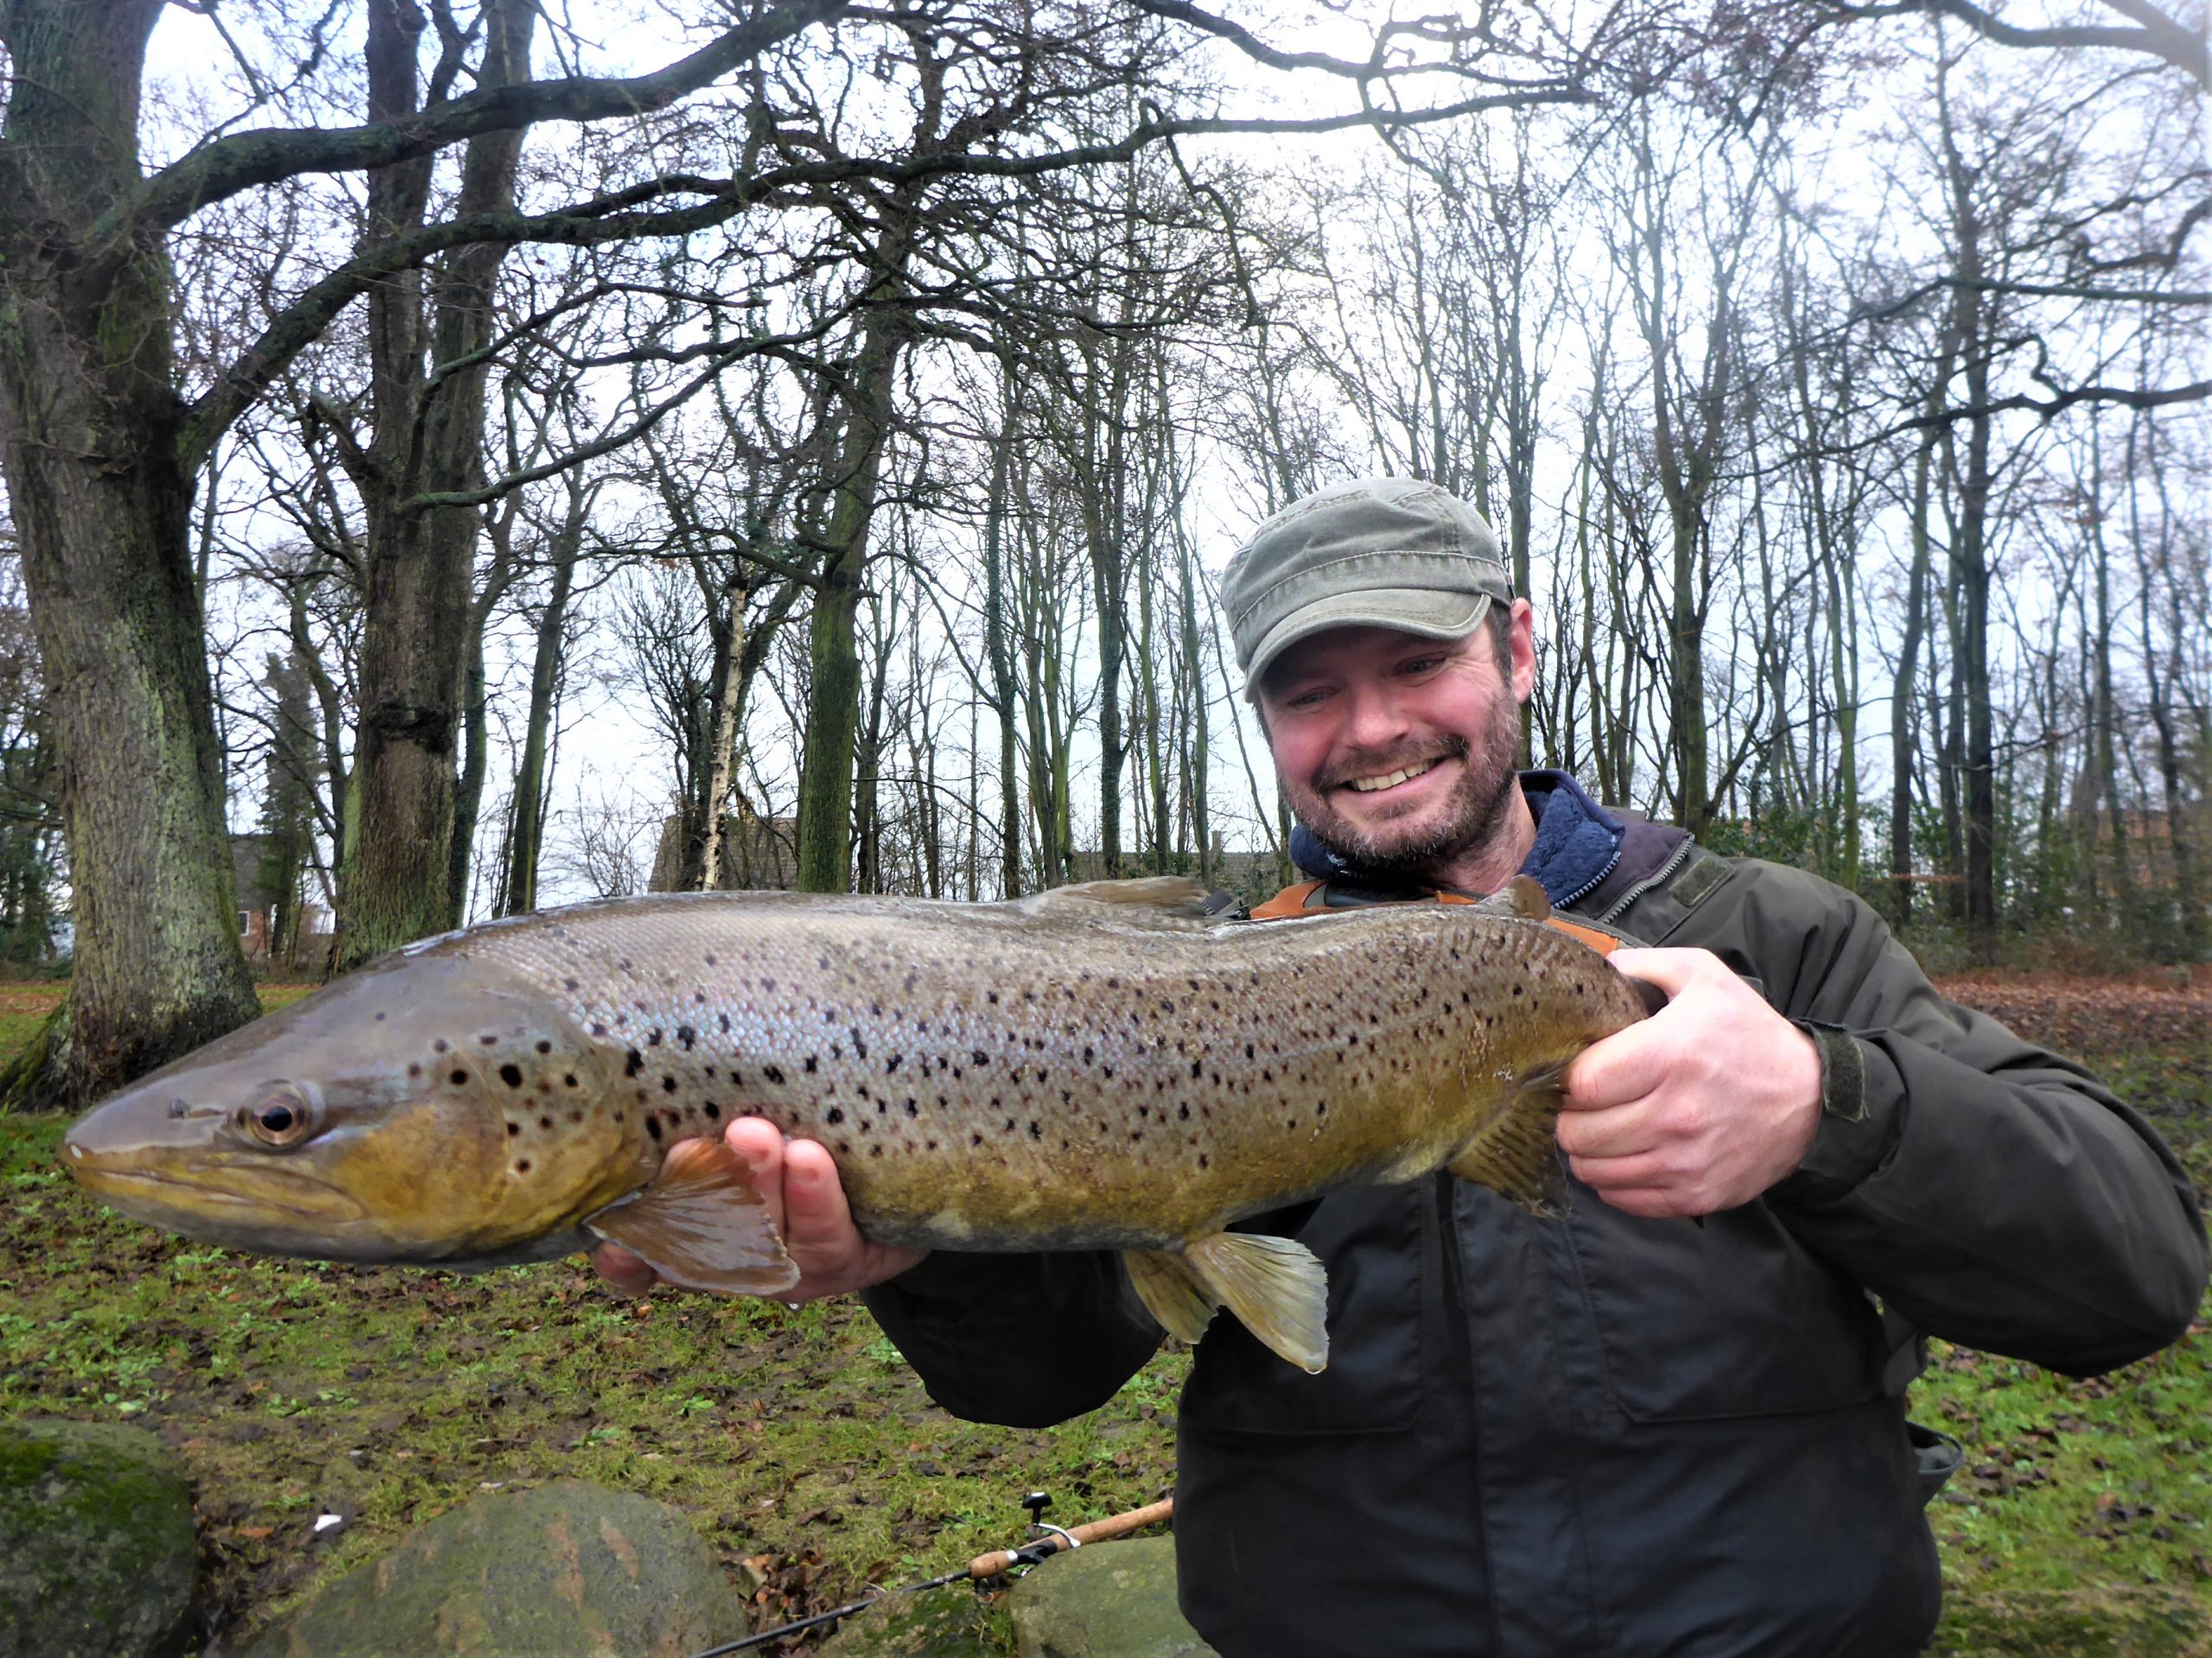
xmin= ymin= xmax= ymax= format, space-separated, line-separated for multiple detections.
xmin=1255 ymin=612 xmax=1533 ymax=881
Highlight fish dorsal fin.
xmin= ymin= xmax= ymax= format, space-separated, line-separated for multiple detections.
xmin=1179 ymin=1231 xmax=1331 ymax=1374
xmin=1124 ymin=1247 xmax=1220 ymax=1345
xmin=1472 ymin=874 xmax=1552 ymax=921
xmin=1018 ymin=877 xmax=1222 ymax=925
xmin=1446 ymin=1063 xmax=1572 ymax=1217
xmin=584 ymin=1138 xmax=798 ymax=1295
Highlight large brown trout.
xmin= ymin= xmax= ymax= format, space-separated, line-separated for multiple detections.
xmin=63 ymin=878 xmax=1648 ymax=1371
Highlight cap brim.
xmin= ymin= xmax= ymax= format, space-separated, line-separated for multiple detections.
xmin=1244 ymin=590 xmax=1492 ymax=687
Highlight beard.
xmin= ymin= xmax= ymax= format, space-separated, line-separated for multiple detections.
xmin=1291 ymin=696 xmax=1524 ymax=886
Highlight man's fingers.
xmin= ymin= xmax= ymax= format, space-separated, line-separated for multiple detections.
xmin=588 ymin=1240 xmax=658 ymax=1297
xmin=1553 ymin=1102 xmax=1652 ymax=1160
xmin=723 ymin=1117 xmax=789 ymax=1235
xmin=781 ymin=1137 xmax=860 ymax=1256
xmin=1606 ymin=947 xmax=1710 ymax=997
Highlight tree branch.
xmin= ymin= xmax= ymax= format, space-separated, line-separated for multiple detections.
xmin=108 ymin=0 xmax=851 ymax=239
xmin=1821 ymin=0 xmax=2209 ymax=87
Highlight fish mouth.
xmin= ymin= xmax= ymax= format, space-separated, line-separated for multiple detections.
xmin=67 ymin=1153 xmax=372 ymax=1227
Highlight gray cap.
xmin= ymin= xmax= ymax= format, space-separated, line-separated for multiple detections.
xmin=1220 ymin=477 xmax=1511 ymax=686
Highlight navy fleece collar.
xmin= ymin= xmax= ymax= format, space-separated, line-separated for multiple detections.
xmin=1287 ymin=768 xmax=1624 ymax=908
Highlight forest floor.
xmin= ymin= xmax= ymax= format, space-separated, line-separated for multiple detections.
xmin=2 ymin=971 xmax=2208 ymax=1655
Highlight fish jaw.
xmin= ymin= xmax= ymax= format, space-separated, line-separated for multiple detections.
xmin=61 ymin=952 xmax=639 ymax=1266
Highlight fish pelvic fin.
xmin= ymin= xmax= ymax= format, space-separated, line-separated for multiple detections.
xmin=1471 ymin=873 xmax=1551 ymax=921
xmin=1447 ymin=1063 xmax=1573 ymax=1218
xmin=1124 ymin=1247 xmax=1220 ymax=1345
xmin=584 ymin=1137 xmax=798 ymax=1295
xmin=1188 ymin=1231 xmax=1331 ymax=1374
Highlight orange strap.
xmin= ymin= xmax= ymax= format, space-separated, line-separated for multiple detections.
xmin=1249 ymin=880 xmax=1621 ymax=956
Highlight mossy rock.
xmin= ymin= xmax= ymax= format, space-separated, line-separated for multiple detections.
xmin=238 ymin=1478 xmax=747 ymax=1658
xmin=0 ymin=1417 xmax=198 ymax=1658
xmin=1003 ymin=1537 xmax=1218 ymax=1658
xmin=815 ymin=1587 xmax=1010 ymax=1656
xmin=1932 ymin=1588 xmax=2212 ymax=1656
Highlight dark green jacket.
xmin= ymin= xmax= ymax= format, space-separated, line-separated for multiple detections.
xmin=865 ymin=835 xmax=2208 ymax=1657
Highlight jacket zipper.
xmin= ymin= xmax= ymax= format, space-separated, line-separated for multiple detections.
xmin=1592 ymin=837 xmax=1694 ymax=926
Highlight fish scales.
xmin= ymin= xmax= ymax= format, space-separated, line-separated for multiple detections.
xmin=63 ymin=879 xmax=1649 ymax=1372
xmin=455 ymin=891 xmax=1628 ymax=1248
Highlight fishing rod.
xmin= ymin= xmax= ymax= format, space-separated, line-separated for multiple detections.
xmin=683 ymin=1490 xmax=1176 ymax=1657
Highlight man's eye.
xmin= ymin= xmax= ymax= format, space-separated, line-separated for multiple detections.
xmin=1397 ymin=657 xmax=1444 ymax=676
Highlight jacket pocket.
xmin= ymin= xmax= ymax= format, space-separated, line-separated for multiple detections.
xmin=1562 ymin=1191 xmax=1890 ymax=1422
xmin=1179 ymin=1185 xmax=1427 ymax=1437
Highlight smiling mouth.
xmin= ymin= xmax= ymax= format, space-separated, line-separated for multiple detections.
xmin=1345 ymin=757 xmax=1446 ymax=794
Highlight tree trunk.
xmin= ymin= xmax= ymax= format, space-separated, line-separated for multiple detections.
xmin=0 ymin=0 xmax=260 ymax=1104
xmin=336 ymin=0 xmax=532 ymax=967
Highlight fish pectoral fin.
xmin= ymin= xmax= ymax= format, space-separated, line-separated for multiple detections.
xmin=584 ymin=1137 xmax=798 ymax=1296
xmin=1447 ymin=1064 xmax=1572 ymax=1217
xmin=1185 ymin=1231 xmax=1330 ymax=1375
xmin=1124 ymin=1248 xmax=1221 ymax=1345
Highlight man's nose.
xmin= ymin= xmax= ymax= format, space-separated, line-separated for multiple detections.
xmin=1339 ymin=681 xmax=1411 ymax=750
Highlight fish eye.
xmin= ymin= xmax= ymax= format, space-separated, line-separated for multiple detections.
xmin=242 ymin=1086 xmax=317 ymax=1149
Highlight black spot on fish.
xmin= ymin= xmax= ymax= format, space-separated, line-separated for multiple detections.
xmin=480 ymin=1033 xmax=499 ymax=1047
xmin=432 ymin=1039 xmax=449 ymax=1054
xmin=718 ymin=1014 xmax=731 ymax=1034
xmin=570 ymin=1110 xmax=583 ymax=1123
xmin=850 ymin=1028 xmax=868 ymax=1060
xmin=869 ymin=1144 xmax=883 ymax=1158
xmin=1246 ymin=1043 xmax=1255 ymax=1059
xmin=827 ymin=1108 xmax=845 ymax=1125
xmin=763 ymin=1065 xmax=785 ymax=1085
xmin=987 ymin=991 xmax=999 ymax=1005
xmin=645 ymin=1118 xmax=662 ymax=1140
xmin=1101 ymin=1066 xmax=1114 ymax=1079
xmin=499 ymin=1064 xmax=524 ymax=1088
xmin=804 ymin=1056 xmax=817 ymax=1074
xmin=1198 ymin=1154 xmax=1211 ymax=1169
xmin=704 ymin=952 xmax=716 ymax=966
xmin=407 ymin=1063 xmax=422 ymax=1078
xmin=515 ymin=1159 xmax=531 ymax=1174
xmin=1083 ymin=1047 xmax=1095 ymax=1064
xmin=971 ymin=1049 xmax=988 ymax=1066
xmin=970 ymin=1132 xmax=983 ymax=1147
xmin=374 ymin=1011 xmax=386 ymax=1022
xmin=1028 ymin=1121 xmax=1041 ymax=1139
xmin=1179 ymin=1103 xmax=1190 ymax=1120
xmin=624 ymin=1049 xmax=644 ymax=1077
xmin=1160 ymin=999 xmax=1175 ymax=1013
xmin=590 ymin=1023 xmax=607 ymax=1038
xmin=904 ymin=1099 xmax=918 ymax=1116
xmin=563 ymin=978 xmax=579 ymax=991
xmin=538 ymin=1115 xmax=553 ymax=1130
xmin=1190 ymin=1060 xmax=1202 ymax=1080
xmin=449 ymin=1070 xmax=469 ymax=1087
xmin=647 ymin=1029 xmax=664 ymax=1047
xmin=886 ymin=1054 xmax=901 ymax=1074
xmin=677 ymin=1026 xmax=696 ymax=1051
xmin=662 ymin=1076 xmax=677 ymax=1094
xmin=563 ymin=1073 xmax=578 ymax=1089
xmin=505 ymin=1121 xmax=521 ymax=1136
xmin=762 ymin=977 xmax=776 ymax=993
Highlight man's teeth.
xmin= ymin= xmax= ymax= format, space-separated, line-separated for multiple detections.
xmin=1349 ymin=759 xmax=1441 ymax=793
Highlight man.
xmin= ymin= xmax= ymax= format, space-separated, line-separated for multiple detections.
xmin=600 ymin=478 xmax=2207 ymax=1656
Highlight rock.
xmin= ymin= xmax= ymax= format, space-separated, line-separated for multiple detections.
xmin=0 ymin=1418 xmax=199 ymax=1658
xmin=1004 ymin=1537 xmax=1218 ymax=1658
xmin=239 ymin=1479 xmax=748 ymax=1658
xmin=813 ymin=1588 xmax=1007 ymax=1657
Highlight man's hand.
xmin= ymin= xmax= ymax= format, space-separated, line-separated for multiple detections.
xmin=1555 ymin=948 xmax=1823 ymax=1219
xmin=589 ymin=1117 xmax=930 ymax=1299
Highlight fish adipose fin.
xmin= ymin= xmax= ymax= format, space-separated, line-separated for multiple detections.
xmin=1127 ymin=1233 xmax=1331 ymax=1374
xmin=584 ymin=1138 xmax=799 ymax=1295
xmin=1447 ymin=1064 xmax=1573 ymax=1217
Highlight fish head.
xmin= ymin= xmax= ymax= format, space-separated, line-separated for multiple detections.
xmin=61 ymin=951 xmax=637 ymax=1265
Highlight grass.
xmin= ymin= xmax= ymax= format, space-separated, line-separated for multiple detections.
xmin=3 ymin=979 xmax=2207 ymax=1655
